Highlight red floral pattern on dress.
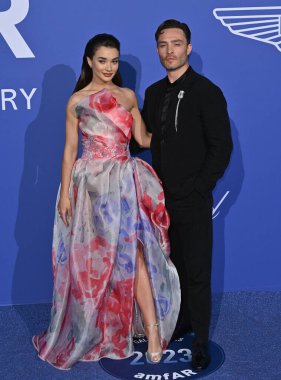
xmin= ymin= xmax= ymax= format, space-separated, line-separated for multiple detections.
xmin=73 ymin=183 xmax=78 ymax=206
xmin=89 ymin=91 xmax=116 ymax=112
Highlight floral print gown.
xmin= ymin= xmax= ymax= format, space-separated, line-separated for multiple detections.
xmin=33 ymin=88 xmax=180 ymax=370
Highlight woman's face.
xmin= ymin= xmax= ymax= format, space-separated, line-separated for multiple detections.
xmin=87 ymin=46 xmax=119 ymax=84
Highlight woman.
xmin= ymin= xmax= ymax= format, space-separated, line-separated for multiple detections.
xmin=33 ymin=34 xmax=180 ymax=370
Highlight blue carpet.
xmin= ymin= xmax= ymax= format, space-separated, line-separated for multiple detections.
xmin=0 ymin=292 xmax=280 ymax=379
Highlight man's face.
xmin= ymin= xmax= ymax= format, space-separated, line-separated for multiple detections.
xmin=157 ymin=28 xmax=192 ymax=71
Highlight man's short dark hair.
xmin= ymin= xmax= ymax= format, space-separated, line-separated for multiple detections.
xmin=155 ymin=19 xmax=191 ymax=44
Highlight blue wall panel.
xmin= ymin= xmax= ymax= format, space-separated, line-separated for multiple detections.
xmin=1 ymin=0 xmax=281 ymax=305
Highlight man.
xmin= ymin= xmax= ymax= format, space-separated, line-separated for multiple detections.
xmin=142 ymin=19 xmax=233 ymax=370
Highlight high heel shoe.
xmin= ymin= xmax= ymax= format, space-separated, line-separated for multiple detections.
xmin=145 ymin=322 xmax=163 ymax=364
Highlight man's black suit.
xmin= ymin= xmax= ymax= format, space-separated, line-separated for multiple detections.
xmin=142 ymin=67 xmax=233 ymax=344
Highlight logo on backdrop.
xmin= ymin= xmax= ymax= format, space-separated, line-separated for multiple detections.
xmin=213 ymin=6 xmax=281 ymax=52
xmin=100 ymin=334 xmax=225 ymax=379
xmin=212 ymin=191 xmax=230 ymax=219
xmin=1 ymin=88 xmax=37 ymax=110
xmin=0 ymin=0 xmax=34 ymax=58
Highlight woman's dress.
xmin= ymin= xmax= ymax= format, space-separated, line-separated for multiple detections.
xmin=33 ymin=88 xmax=180 ymax=370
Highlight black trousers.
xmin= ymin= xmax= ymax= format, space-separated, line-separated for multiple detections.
xmin=166 ymin=191 xmax=213 ymax=344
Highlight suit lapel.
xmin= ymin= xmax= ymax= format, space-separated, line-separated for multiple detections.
xmin=169 ymin=67 xmax=197 ymax=107
xmin=165 ymin=67 xmax=198 ymax=130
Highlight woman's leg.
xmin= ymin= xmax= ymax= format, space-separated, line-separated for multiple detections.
xmin=134 ymin=242 xmax=162 ymax=361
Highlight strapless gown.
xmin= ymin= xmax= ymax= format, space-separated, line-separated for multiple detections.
xmin=33 ymin=88 xmax=180 ymax=370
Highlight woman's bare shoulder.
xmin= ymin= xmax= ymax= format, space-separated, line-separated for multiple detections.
xmin=120 ymin=87 xmax=138 ymax=107
xmin=67 ymin=89 xmax=91 ymax=109
xmin=121 ymin=87 xmax=135 ymax=98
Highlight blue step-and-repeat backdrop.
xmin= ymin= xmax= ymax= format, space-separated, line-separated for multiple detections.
xmin=1 ymin=0 xmax=281 ymax=305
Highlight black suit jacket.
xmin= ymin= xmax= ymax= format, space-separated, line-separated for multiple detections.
xmin=142 ymin=67 xmax=233 ymax=203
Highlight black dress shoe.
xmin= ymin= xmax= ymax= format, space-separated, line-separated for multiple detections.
xmin=191 ymin=341 xmax=210 ymax=371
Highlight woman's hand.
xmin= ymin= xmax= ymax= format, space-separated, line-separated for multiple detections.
xmin=58 ymin=195 xmax=72 ymax=226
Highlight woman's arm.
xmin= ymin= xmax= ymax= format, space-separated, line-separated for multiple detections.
xmin=130 ymin=92 xmax=152 ymax=148
xmin=58 ymin=96 xmax=79 ymax=226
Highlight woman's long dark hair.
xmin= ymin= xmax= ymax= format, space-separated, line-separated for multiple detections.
xmin=73 ymin=34 xmax=122 ymax=93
